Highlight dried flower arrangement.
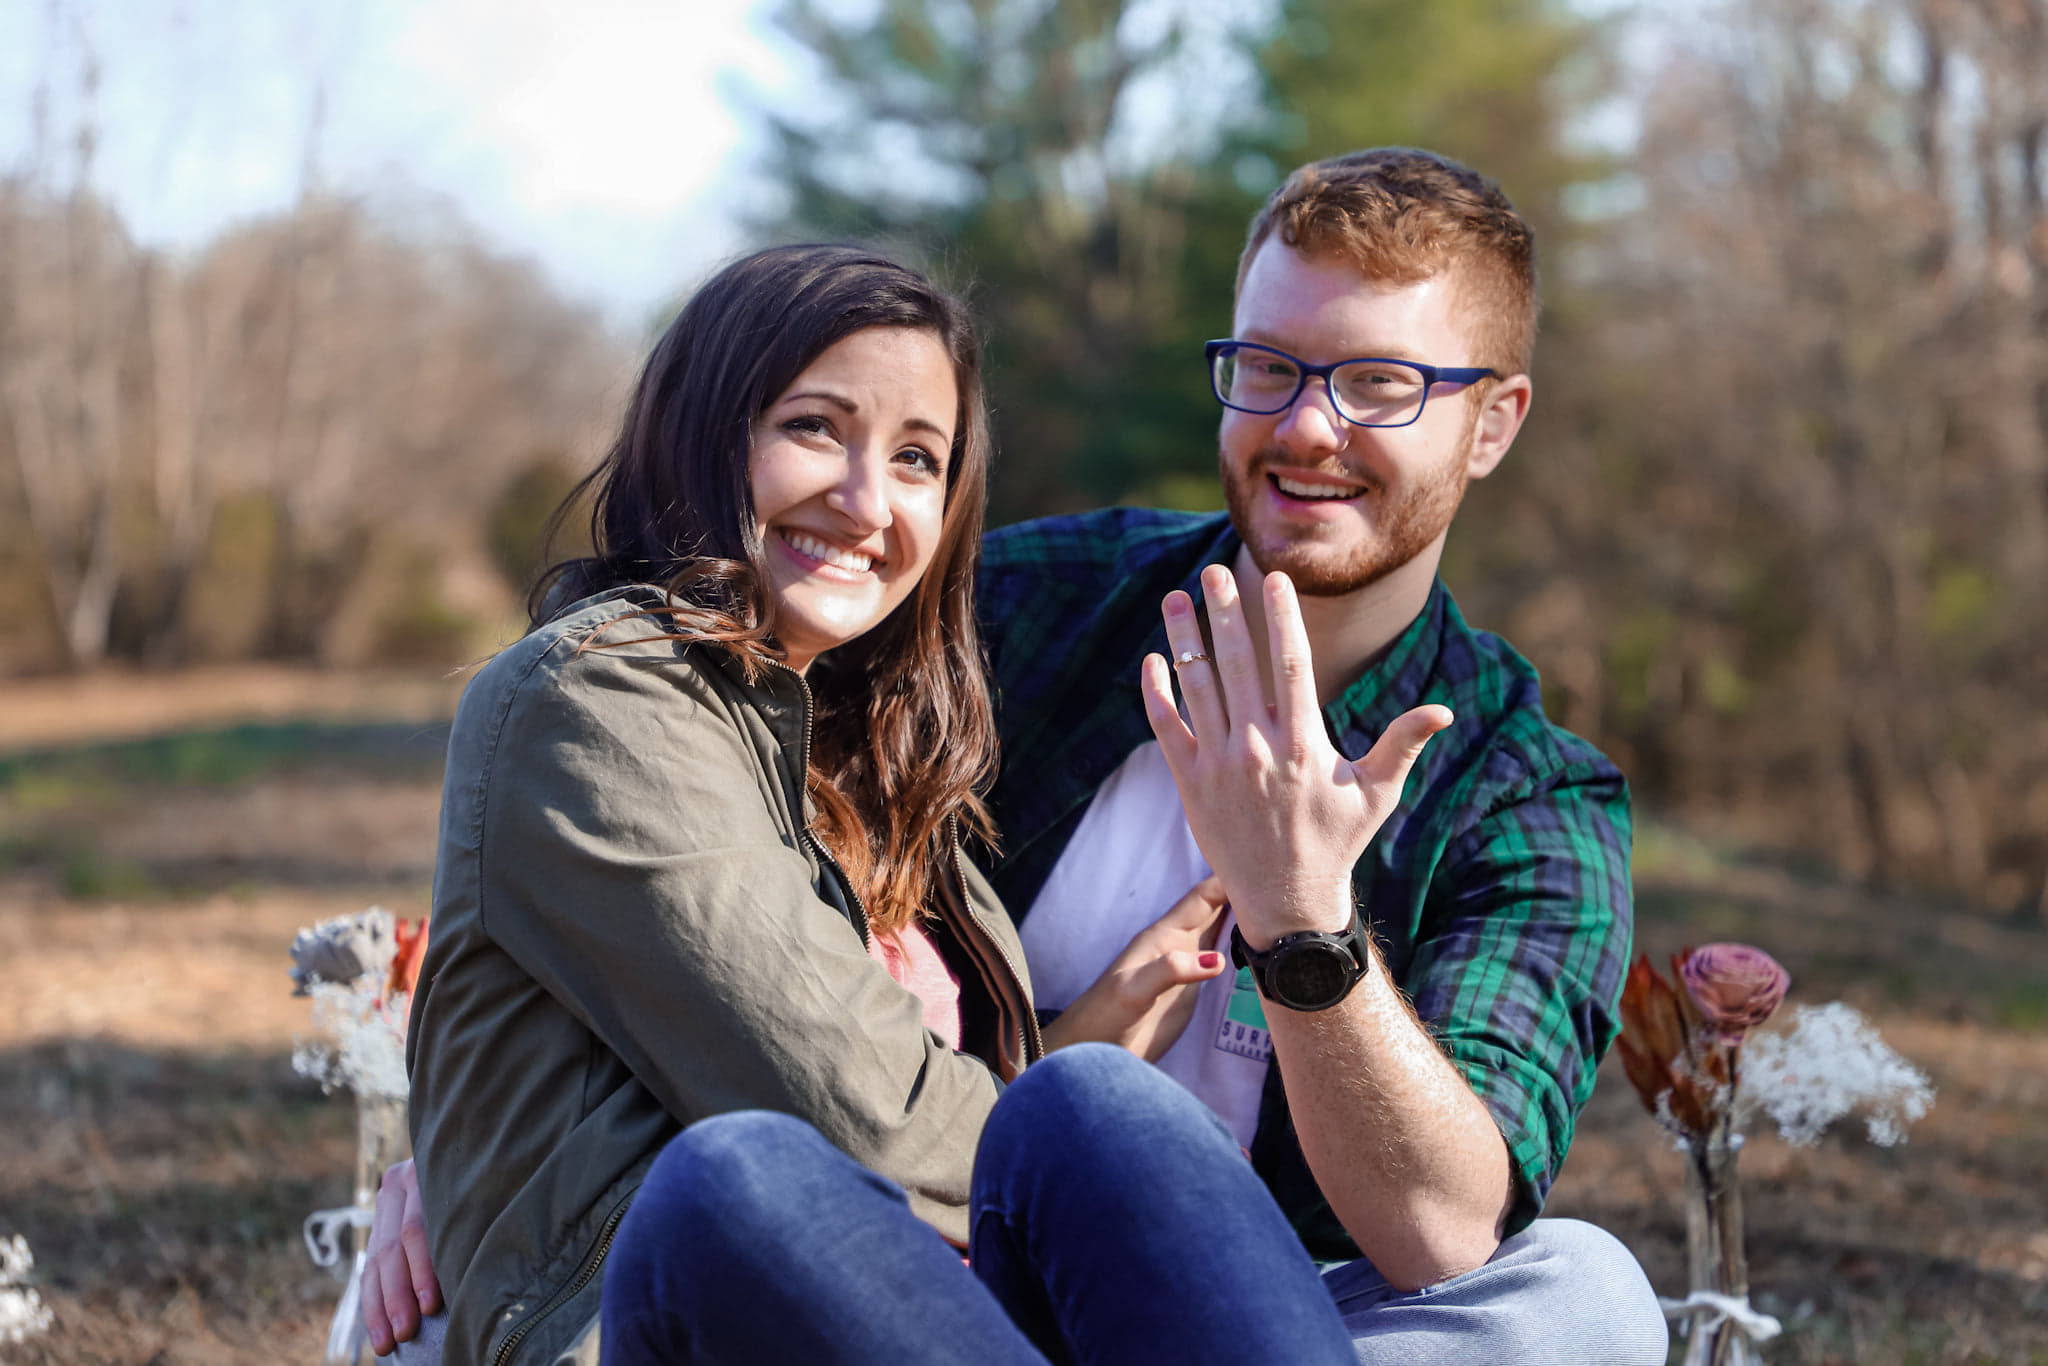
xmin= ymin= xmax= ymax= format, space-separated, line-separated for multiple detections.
xmin=291 ymin=906 xmax=428 ymax=1365
xmin=0 ymin=1235 xmax=53 ymax=1346
xmin=291 ymin=908 xmax=428 ymax=1100
xmin=1617 ymin=944 xmax=1934 ymax=1365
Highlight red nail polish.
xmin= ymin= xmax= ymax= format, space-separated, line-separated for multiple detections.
xmin=1199 ymin=951 xmax=1221 ymax=969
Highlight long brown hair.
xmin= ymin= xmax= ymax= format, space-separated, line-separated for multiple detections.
xmin=533 ymin=244 xmax=996 ymax=934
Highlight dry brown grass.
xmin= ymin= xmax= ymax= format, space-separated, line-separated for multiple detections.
xmin=2 ymin=667 xmax=2044 ymax=1365
xmin=0 ymin=887 xmax=392 ymax=1363
xmin=1 ymin=668 xmax=445 ymax=1364
xmin=1546 ymin=831 xmax=2048 ymax=1364
xmin=0 ymin=666 xmax=467 ymax=755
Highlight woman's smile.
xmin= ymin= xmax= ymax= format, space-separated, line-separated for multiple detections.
xmin=776 ymin=527 xmax=880 ymax=577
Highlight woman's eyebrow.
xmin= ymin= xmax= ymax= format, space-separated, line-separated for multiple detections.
xmin=776 ymin=390 xmax=949 ymax=440
xmin=779 ymin=388 xmax=858 ymax=412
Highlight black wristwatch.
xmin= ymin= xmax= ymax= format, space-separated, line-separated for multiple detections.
xmin=1230 ymin=907 xmax=1373 ymax=1012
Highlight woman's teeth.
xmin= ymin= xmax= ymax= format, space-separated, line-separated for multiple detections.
xmin=783 ymin=530 xmax=874 ymax=572
xmin=1272 ymin=475 xmax=1359 ymax=501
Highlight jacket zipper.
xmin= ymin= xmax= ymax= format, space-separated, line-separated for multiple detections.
xmin=488 ymin=1188 xmax=632 ymax=1366
xmin=768 ymin=658 xmax=1029 ymax=1063
xmin=943 ymin=818 xmax=1044 ymax=1068
xmin=773 ymin=659 xmax=874 ymax=949
xmin=806 ymin=828 xmax=873 ymax=949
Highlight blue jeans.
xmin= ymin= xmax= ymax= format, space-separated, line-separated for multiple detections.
xmin=600 ymin=1045 xmax=1666 ymax=1365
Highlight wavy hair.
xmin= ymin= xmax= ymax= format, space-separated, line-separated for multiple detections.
xmin=533 ymin=244 xmax=996 ymax=935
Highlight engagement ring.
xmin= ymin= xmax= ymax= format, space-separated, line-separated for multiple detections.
xmin=1174 ymin=650 xmax=1210 ymax=665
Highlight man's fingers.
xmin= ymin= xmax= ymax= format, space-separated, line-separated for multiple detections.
xmin=1141 ymin=653 xmax=1197 ymax=770
xmin=360 ymin=1256 xmax=395 ymax=1356
xmin=1263 ymin=571 xmax=1318 ymax=737
xmin=360 ymin=1157 xmax=433 ymax=1343
xmin=402 ymin=1218 xmax=442 ymax=1314
xmin=361 ymin=1164 xmax=409 ymax=1350
xmin=1199 ymin=564 xmax=1263 ymax=735
xmin=1352 ymin=705 xmax=1454 ymax=808
xmin=1161 ymin=589 xmax=1228 ymax=742
xmin=380 ymin=1251 xmax=424 ymax=1340
xmin=400 ymin=1171 xmax=442 ymax=1313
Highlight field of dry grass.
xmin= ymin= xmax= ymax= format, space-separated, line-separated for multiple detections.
xmin=1 ymin=667 xmax=2044 ymax=1365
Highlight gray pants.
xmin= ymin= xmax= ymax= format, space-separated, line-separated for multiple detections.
xmin=387 ymin=1311 xmax=445 ymax=1363
xmin=1329 ymin=1217 xmax=1669 ymax=1366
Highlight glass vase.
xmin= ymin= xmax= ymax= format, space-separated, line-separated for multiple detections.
xmin=321 ymin=1094 xmax=411 ymax=1365
xmin=1681 ymin=1123 xmax=1758 ymax=1366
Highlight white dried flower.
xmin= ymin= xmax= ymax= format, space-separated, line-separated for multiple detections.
xmin=0 ymin=1235 xmax=54 ymax=1345
xmin=293 ymin=977 xmax=410 ymax=1100
xmin=1738 ymin=1002 xmax=1934 ymax=1147
xmin=289 ymin=907 xmax=399 ymax=996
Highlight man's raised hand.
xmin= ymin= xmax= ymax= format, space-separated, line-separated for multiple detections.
xmin=1139 ymin=566 xmax=1451 ymax=949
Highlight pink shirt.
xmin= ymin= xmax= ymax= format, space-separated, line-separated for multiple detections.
xmin=866 ymin=920 xmax=963 ymax=1052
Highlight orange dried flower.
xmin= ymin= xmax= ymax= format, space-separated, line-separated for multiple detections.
xmin=387 ymin=917 xmax=430 ymax=998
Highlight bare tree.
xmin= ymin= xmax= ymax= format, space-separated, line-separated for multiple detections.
xmin=0 ymin=22 xmax=143 ymax=668
xmin=1536 ymin=0 xmax=2048 ymax=913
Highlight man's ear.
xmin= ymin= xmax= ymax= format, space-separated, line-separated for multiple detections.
xmin=1465 ymin=373 xmax=1531 ymax=482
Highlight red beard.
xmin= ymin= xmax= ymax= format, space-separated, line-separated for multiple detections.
xmin=1219 ymin=441 xmax=1471 ymax=596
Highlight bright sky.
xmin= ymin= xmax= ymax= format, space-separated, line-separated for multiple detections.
xmin=0 ymin=1 xmax=1651 ymax=332
xmin=0 ymin=0 xmax=796 ymax=328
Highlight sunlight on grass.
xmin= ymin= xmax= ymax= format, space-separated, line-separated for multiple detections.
xmin=1631 ymin=819 xmax=1734 ymax=885
xmin=0 ymin=721 xmax=449 ymax=800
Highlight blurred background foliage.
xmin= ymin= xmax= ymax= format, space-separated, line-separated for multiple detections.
xmin=2 ymin=0 xmax=2045 ymax=918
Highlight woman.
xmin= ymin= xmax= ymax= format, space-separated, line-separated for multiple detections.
xmin=386 ymin=244 xmax=1243 ymax=1365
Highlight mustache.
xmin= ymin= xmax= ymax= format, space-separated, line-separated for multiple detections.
xmin=1238 ymin=447 xmax=1385 ymax=494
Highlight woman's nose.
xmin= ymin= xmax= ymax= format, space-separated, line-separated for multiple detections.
xmin=826 ymin=452 xmax=891 ymax=530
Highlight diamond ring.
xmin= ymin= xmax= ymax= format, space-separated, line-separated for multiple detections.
xmin=1174 ymin=649 xmax=1210 ymax=666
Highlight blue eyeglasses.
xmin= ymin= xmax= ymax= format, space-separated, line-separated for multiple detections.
xmin=1206 ymin=340 xmax=1495 ymax=429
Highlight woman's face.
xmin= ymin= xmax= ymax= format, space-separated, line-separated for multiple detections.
xmin=751 ymin=326 xmax=959 ymax=674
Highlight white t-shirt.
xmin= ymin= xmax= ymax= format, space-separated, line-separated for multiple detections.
xmin=1020 ymin=741 xmax=1272 ymax=1149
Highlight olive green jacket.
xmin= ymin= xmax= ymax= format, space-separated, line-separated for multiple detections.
xmin=407 ymin=589 xmax=1038 ymax=1366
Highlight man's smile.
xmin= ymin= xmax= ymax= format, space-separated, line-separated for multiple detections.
xmin=1270 ymin=472 xmax=1368 ymax=502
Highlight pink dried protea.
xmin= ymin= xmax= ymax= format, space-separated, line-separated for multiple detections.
xmin=1679 ymin=943 xmax=1789 ymax=1043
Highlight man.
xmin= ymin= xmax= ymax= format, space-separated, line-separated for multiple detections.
xmin=364 ymin=148 xmax=1664 ymax=1363
xmin=972 ymin=146 xmax=1663 ymax=1359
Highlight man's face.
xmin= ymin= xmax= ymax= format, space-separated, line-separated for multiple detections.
xmin=1219 ymin=240 xmax=1501 ymax=597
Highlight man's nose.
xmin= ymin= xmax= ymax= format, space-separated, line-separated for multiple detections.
xmin=1274 ymin=376 xmax=1349 ymax=452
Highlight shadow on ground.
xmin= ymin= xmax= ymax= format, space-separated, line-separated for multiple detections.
xmin=0 ymin=1041 xmax=359 ymax=1364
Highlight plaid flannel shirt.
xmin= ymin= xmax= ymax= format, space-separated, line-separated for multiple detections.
xmin=974 ymin=508 xmax=1634 ymax=1256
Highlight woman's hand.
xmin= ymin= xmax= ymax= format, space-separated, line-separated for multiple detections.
xmin=1139 ymin=566 xmax=1451 ymax=949
xmin=360 ymin=1157 xmax=442 ymax=1355
xmin=1041 ymin=876 xmax=1231 ymax=1061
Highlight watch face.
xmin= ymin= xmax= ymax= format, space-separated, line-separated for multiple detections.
xmin=1273 ymin=942 xmax=1355 ymax=1009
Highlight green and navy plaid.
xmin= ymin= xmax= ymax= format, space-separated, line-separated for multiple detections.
xmin=975 ymin=508 xmax=1634 ymax=1257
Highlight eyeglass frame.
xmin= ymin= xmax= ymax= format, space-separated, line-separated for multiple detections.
xmin=1204 ymin=339 xmax=1496 ymax=430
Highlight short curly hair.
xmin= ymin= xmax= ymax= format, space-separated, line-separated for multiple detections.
xmin=1238 ymin=148 xmax=1538 ymax=377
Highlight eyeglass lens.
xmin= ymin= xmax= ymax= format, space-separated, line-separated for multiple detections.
xmin=1212 ymin=347 xmax=1429 ymax=426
